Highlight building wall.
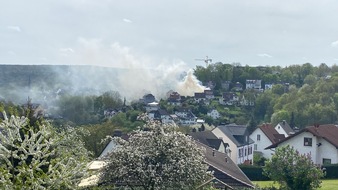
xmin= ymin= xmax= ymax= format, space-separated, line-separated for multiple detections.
xmin=275 ymin=124 xmax=289 ymax=137
xmin=212 ymin=127 xmax=238 ymax=163
xmin=277 ymin=131 xmax=338 ymax=165
xmin=250 ymin=128 xmax=274 ymax=159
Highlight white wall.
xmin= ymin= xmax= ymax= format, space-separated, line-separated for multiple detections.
xmin=277 ymin=132 xmax=338 ymax=165
xmin=275 ymin=124 xmax=289 ymax=137
xmin=212 ymin=127 xmax=238 ymax=163
xmin=250 ymin=128 xmax=274 ymax=159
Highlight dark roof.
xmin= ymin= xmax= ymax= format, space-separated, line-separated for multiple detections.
xmin=277 ymin=120 xmax=294 ymax=135
xmin=197 ymin=142 xmax=254 ymax=189
xmin=266 ymin=124 xmax=338 ymax=149
xmin=259 ymin=124 xmax=285 ymax=144
xmin=189 ymin=131 xmax=227 ymax=150
xmin=216 ymin=124 xmax=254 ymax=146
xmin=194 ymin=92 xmax=206 ymax=99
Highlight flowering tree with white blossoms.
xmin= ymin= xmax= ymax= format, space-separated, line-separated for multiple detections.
xmin=0 ymin=113 xmax=90 ymax=189
xmin=99 ymin=120 xmax=211 ymax=190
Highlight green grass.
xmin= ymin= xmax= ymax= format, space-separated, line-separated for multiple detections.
xmin=253 ymin=179 xmax=338 ymax=190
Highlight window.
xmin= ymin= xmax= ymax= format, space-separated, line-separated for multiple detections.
xmin=323 ymin=158 xmax=331 ymax=165
xmin=254 ymin=144 xmax=257 ymax=151
xmin=257 ymin=134 xmax=261 ymax=141
xmin=304 ymin=137 xmax=312 ymax=146
xmin=239 ymin=148 xmax=243 ymax=157
xmin=244 ymin=148 xmax=247 ymax=156
xmin=249 ymin=146 xmax=252 ymax=154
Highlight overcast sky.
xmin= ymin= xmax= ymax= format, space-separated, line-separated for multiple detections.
xmin=1 ymin=0 xmax=338 ymax=68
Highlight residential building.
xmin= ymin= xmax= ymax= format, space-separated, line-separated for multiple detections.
xmin=204 ymin=89 xmax=214 ymax=99
xmin=207 ymin=109 xmax=221 ymax=120
xmin=145 ymin=102 xmax=159 ymax=112
xmin=197 ymin=142 xmax=255 ymax=189
xmin=250 ymin=124 xmax=285 ymax=159
xmin=275 ymin=120 xmax=294 ymax=137
xmin=245 ymin=80 xmax=262 ymax=90
xmin=219 ymin=92 xmax=239 ymax=106
xmin=167 ymin=91 xmax=181 ymax=106
xmin=266 ymin=124 xmax=338 ymax=165
xmin=141 ymin=94 xmax=156 ymax=104
xmin=189 ymin=130 xmax=229 ymax=154
xmin=194 ymin=92 xmax=207 ymax=104
xmin=174 ymin=108 xmax=197 ymax=125
xmin=212 ymin=124 xmax=254 ymax=165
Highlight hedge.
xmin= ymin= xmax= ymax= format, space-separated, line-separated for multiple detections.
xmin=240 ymin=164 xmax=338 ymax=181
xmin=239 ymin=165 xmax=270 ymax=181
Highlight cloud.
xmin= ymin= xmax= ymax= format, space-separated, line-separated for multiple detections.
xmin=6 ymin=26 xmax=21 ymax=32
xmin=331 ymin=40 xmax=338 ymax=47
xmin=257 ymin=53 xmax=273 ymax=58
xmin=123 ymin=18 xmax=132 ymax=23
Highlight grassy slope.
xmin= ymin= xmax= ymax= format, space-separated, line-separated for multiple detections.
xmin=253 ymin=180 xmax=338 ymax=190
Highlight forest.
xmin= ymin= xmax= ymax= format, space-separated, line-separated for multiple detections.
xmin=1 ymin=62 xmax=338 ymax=157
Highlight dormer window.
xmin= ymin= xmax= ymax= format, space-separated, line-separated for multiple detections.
xmin=304 ymin=137 xmax=312 ymax=146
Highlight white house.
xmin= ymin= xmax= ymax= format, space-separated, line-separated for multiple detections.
xmin=145 ymin=102 xmax=159 ymax=112
xmin=212 ymin=124 xmax=254 ymax=165
xmin=250 ymin=123 xmax=285 ymax=159
xmin=275 ymin=120 xmax=294 ymax=137
xmin=266 ymin=124 xmax=338 ymax=165
xmin=207 ymin=109 xmax=221 ymax=119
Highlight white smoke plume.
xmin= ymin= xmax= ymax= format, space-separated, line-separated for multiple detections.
xmin=56 ymin=38 xmax=205 ymax=101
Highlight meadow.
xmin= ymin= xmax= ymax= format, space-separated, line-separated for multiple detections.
xmin=253 ymin=180 xmax=338 ymax=190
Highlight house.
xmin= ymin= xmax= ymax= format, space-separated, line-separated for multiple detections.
xmin=221 ymin=80 xmax=231 ymax=91
xmin=103 ymin=109 xmax=121 ymax=118
xmin=233 ymin=82 xmax=243 ymax=92
xmin=194 ymin=92 xmax=207 ymax=104
xmin=145 ymin=102 xmax=159 ymax=112
xmin=167 ymin=91 xmax=181 ymax=106
xmin=264 ymin=84 xmax=273 ymax=90
xmin=219 ymin=92 xmax=239 ymax=106
xmin=245 ymin=80 xmax=261 ymax=90
xmin=266 ymin=124 xmax=338 ymax=165
xmin=249 ymin=123 xmax=285 ymax=159
xmin=141 ymin=94 xmax=156 ymax=104
xmin=204 ymin=89 xmax=214 ymax=99
xmin=148 ymin=109 xmax=174 ymax=124
xmin=212 ymin=124 xmax=254 ymax=165
xmin=207 ymin=109 xmax=221 ymax=120
xmin=197 ymin=142 xmax=255 ymax=189
xmin=189 ymin=130 xmax=229 ymax=154
xmin=174 ymin=108 xmax=197 ymax=125
xmin=275 ymin=120 xmax=294 ymax=137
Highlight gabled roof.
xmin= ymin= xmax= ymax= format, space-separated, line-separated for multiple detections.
xmin=197 ymin=142 xmax=254 ymax=189
xmin=189 ymin=131 xmax=227 ymax=150
xmin=215 ymin=124 xmax=254 ymax=147
xmin=266 ymin=124 xmax=338 ymax=149
xmin=276 ymin=120 xmax=294 ymax=135
xmin=259 ymin=123 xmax=285 ymax=144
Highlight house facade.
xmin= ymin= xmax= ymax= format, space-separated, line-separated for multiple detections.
xmin=266 ymin=124 xmax=338 ymax=165
xmin=207 ymin=109 xmax=221 ymax=119
xmin=250 ymin=124 xmax=285 ymax=159
xmin=212 ymin=124 xmax=254 ymax=165
xmin=275 ymin=120 xmax=294 ymax=137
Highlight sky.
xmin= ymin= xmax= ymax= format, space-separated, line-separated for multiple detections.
xmin=1 ymin=0 xmax=338 ymax=69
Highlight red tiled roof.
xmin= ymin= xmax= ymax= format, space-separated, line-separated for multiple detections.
xmin=266 ymin=124 xmax=338 ymax=149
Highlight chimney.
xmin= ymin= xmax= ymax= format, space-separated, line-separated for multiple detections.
xmin=212 ymin=148 xmax=215 ymax=157
xmin=225 ymin=157 xmax=228 ymax=163
xmin=282 ymin=120 xmax=286 ymax=125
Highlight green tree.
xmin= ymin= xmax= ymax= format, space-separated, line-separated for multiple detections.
xmin=264 ymin=145 xmax=324 ymax=190
xmin=99 ymin=120 xmax=211 ymax=189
